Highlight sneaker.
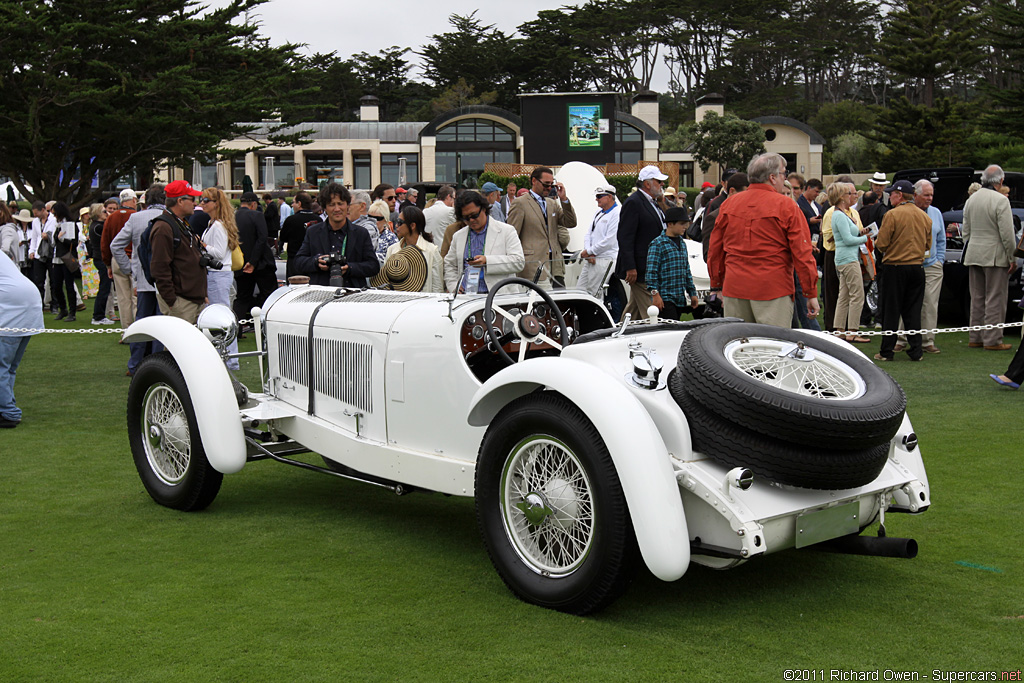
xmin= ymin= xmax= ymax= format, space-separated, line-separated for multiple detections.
xmin=0 ymin=417 xmax=19 ymax=428
xmin=91 ymin=318 xmax=116 ymax=325
xmin=873 ymin=353 xmax=892 ymax=362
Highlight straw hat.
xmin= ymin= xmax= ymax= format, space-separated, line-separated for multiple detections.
xmin=14 ymin=209 xmax=33 ymax=223
xmin=371 ymin=244 xmax=428 ymax=292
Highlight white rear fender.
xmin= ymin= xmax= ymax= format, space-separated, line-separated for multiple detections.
xmin=468 ymin=357 xmax=690 ymax=581
xmin=124 ymin=316 xmax=246 ymax=474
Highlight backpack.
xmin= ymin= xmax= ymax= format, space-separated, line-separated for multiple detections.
xmin=138 ymin=213 xmax=182 ymax=285
xmin=686 ymin=207 xmax=704 ymax=241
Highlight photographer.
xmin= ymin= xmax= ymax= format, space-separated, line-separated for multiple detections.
xmin=150 ymin=180 xmax=208 ymax=324
xmin=293 ymin=183 xmax=379 ymax=287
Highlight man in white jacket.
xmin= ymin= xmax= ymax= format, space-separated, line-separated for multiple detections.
xmin=443 ymin=190 xmax=524 ymax=294
xmin=576 ymin=184 xmax=620 ymax=297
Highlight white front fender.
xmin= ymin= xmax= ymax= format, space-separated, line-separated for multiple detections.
xmin=124 ymin=316 xmax=246 ymax=474
xmin=468 ymin=357 xmax=690 ymax=582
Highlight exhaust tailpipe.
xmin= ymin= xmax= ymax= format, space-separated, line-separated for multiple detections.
xmin=815 ymin=534 xmax=918 ymax=559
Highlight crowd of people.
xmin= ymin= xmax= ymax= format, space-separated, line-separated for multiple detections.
xmin=2 ymin=157 xmax=1022 ymax=428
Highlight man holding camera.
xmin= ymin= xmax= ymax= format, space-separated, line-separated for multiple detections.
xmin=150 ymin=180 xmax=208 ymax=324
xmin=293 ymin=183 xmax=379 ymax=288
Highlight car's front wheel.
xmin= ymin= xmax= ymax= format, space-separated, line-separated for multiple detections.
xmin=127 ymin=352 xmax=223 ymax=511
xmin=475 ymin=393 xmax=638 ymax=615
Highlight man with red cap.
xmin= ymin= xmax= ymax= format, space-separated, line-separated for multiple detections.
xmin=150 ymin=180 xmax=208 ymax=323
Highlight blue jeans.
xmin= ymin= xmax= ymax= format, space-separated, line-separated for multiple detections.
xmin=792 ymin=271 xmax=821 ymax=331
xmin=128 ymin=291 xmax=164 ymax=374
xmin=0 ymin=336 xmax=31 ymax=421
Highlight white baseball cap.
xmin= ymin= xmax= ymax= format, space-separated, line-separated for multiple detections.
xmin=638 ymin=165 xmax=669 ymax=182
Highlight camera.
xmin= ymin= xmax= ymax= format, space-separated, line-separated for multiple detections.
xmin=323 ymin=251 xmax=347 ymax=287
xmin=548 ymin=183 xmax=559 ymax=198
xmin=198 ymin=249 xmax=224 ymax=271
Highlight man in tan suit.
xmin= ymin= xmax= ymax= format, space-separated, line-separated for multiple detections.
xmin=506 ymin=167 xmax=576 ymax=287
xmin=963 ymin=164 xmax=1018 ymax=350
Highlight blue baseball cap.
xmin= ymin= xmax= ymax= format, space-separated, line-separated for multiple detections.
xmin=481 ymin=182 xmax=501 ymax=194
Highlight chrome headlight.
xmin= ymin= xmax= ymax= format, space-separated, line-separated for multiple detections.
xmin=197 ymin=303 xmax=238 ymax=351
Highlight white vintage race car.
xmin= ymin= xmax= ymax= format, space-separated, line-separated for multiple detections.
xmin=124 ymin=279 xmax=930 ymax=614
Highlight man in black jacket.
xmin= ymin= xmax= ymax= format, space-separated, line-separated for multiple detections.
xmin=279 ymin=191 xmax=320 ymax=279
xmin=293 ymin=183 xmax=379 ymax=287
xmin=234 ymin=191 xmax=277 ymax=320
xmin=615 ymin=165 xmax=669 ymax=321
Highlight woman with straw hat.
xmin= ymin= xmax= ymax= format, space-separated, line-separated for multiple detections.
xmin=374 ymin=206 xmax=442 ymax=293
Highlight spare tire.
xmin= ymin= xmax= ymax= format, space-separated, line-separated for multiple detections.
xmin=669 ymin=371 xmax=889 ymax=489
xmin=676 ymin=322 xmax=905 ymax=450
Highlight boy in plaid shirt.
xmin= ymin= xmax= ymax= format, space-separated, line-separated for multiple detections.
xmin=646 ymin=206 xmax=699 ymax=320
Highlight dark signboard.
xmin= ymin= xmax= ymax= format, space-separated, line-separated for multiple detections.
xmin=520 ymin=93 xmax=620 ymax=166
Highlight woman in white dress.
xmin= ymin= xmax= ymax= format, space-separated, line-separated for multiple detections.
xmin=383 ymin=205 xmax=443 ymax=293
xmin=199 ymin=187 xmax=241 ymax=370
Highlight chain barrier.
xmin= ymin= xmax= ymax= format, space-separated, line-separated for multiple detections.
xmin=0 ymin=318 xmax=255 ymax=335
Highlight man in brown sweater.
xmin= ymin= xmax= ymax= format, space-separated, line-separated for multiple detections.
xmin=150 ymin=180 xmax=207 ymax=323
xmin=874 ymin=179 xmax=931 ymax=362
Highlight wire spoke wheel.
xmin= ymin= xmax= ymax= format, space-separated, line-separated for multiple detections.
xmin=724 ymin=338 xmax=866 ymax=400
xmin=501 ymin=437 xmax=594 ymax=576
xmin=141 ymin=383 xmax=192 ymax=484
xmin=127 ymin=351 xmax=222 ymax=511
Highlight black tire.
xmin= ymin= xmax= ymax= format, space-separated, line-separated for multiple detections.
xmin=669 ymin=371 xmax=889 ymax=489
xmin=676 ymin=322 xmax=905 ymax=450
xmin=475 ymin=392 xmax=638 ymax=615
xmin=127 ymin=351 xmax=223 ymax=511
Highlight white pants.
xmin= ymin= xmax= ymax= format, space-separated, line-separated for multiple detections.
xmin=207 ymin=269 xmax=239 ymax=370
xmin=576 ymin=257 xmax=615 ymax=297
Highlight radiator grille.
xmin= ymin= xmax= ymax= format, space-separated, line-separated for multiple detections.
xmin=278 ymin=333 xmax=308 ymax=384
xmin=276 ymin=333 xmax=373 ymax=413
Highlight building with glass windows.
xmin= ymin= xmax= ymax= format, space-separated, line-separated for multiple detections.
xmin=161 ymin=92 xmax=820 ymax=192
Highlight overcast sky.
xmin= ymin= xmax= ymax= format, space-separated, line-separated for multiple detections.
xmin=206 ymin=0 xmax=671 ymax=91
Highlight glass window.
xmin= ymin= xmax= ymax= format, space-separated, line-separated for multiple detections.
xmin=615 ymin=121 xmax=642 ymax=143
xmin=230 ymin=158 xmax=247 ymax=190
xmin=306 ymin=155 xmax=345 ymax=186
xmin=353 ymin=153 xmax=371 ymax=190
xmin=381 ymin=153 xmax=418 ymax=186
xmin=679 ymin=162 xmax=694 ymax=189
xmin=257 ymin=154 xmax=295 ymax=189
xmin=614 ymin=151 xmax=642 ymax=164
xmin=437 ymin=119 xmax=516 ymax=143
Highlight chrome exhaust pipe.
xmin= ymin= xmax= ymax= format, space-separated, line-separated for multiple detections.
xmin=815 ymin=534 xmax=918 ymax=559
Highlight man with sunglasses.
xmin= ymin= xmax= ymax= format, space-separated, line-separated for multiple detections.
xmin=507 ymin=166 xmax=575 ymax=288
xmin=443 ymin=190 xmax=524 ymax=295
xmin=149 ymin=180 xmax=208 ymax=324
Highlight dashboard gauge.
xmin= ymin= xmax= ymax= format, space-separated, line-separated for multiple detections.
xmin=471 ymin=325 xmax=485 ymax=340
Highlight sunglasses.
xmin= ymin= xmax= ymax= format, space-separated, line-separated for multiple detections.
xmin=200 ymin=198 xmax=216 ymax=204
xmin=461 ymin=208 xmax=484 ymax=221
xmin=371 ymin=215 xmax=386 ymax=222
xmin=395 ymin=219 xmax=405 ymax=226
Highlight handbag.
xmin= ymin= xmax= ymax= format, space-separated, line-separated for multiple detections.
xmin=231 ymin=244 xmax=244 ymax=271
xmin=1014 ymin=231 xmax=1024 ymax=259
xmin=61 ymin=251 xmax=80 ymax=273
xmin=859 ymin=236 xmax=876 ymax=282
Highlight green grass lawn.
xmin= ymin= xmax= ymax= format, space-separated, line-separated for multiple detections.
xmin=2 ymin=315 xmax=1022 ymax=681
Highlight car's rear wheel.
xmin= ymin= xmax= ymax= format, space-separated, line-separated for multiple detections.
xmin=475 ymin=393 xmax=638 ymax=615
xmin=127 ymin=352 xmax=223 ymax=511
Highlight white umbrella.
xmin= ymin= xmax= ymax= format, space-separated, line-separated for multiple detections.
xmin=264 ymin=157 xmax=275 ymax=191
xmin=191 ymin=160 xmax=203 ymax=190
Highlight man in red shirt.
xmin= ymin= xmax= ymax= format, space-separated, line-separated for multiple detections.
xmin=708 ymin=153 xmax=819 ymax=328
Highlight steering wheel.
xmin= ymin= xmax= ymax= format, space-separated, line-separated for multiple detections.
xmin=483 ymin=277 xmax=569 ymax=364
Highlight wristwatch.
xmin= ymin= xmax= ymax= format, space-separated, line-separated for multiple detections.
xmin=649 ymin=289 xmax=659 ymax=296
